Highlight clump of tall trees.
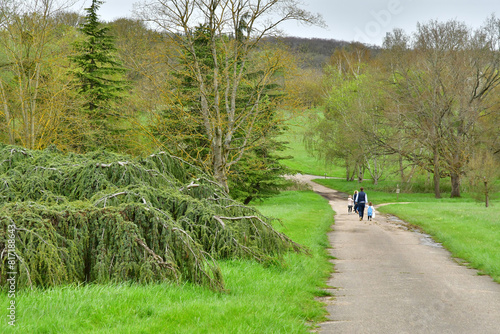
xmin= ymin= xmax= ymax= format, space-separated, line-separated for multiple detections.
xmin=0 ymin=145 xmax=304 ymax=291
xmin=0 ymin=0 xmax=324 ymax=203
xmin=0 ymin=1 xmax=330 ymax=291
xmin=307 ymin=17 xmax=500 ymax=199
xmin=135 ymin=0 xmax=324 ymax=193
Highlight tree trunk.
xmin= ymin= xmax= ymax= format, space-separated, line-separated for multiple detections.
xmin=433 ymin=171 xmax=441 ymax=199
xmin=349 ymin=165 xmax=356 ymax=181
xmin=433 ymin=149 xmax=441 ymax=198
xmin=450 ymin=172 xmax=461 ymax=198
xmin=0 ymin=81 xmax=15 ymax=144
xmin=484 ymin=179 xmax=489 ymax=208
xmin=399 ymin=154 xmax=405 ymax=183
xmin=212 ymin=135 xmax=229 ymax=193
xmin=213 ymin=164 xmax=228 ymax=193
xmin=358 ymin=165 xmax=363 ymax=183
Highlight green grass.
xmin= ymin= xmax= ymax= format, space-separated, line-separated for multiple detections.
xmin=1 ymin=191 xmax=334 ymax=333
xmin=279 ymin=113 xmax=344 ymax=177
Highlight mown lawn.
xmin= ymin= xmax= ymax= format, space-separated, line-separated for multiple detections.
xmin=1 ymin=191 xmax=334 ymax=333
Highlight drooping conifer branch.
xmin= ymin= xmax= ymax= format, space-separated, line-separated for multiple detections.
xmin=0 ymin=145 xmax=305 ymax=291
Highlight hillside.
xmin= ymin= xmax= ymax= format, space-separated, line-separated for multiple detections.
xmin=264 ymin=36 xmax=380 ymax=68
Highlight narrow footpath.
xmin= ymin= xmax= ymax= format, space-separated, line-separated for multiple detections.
xmin=295 ymin=175 xmax=500 ymax=334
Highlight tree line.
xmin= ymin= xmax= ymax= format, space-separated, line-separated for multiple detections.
xmin=0 ymin=0 xmax=326 ymax=203
xmin=306 ymin=17 xmax=500 ymax=199
xmin=1 ymin=0 xmax=498 ymax=202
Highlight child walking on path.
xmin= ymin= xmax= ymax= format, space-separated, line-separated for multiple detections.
xmin=347 ymin=195 xmax=353 ymax=214
xmin=367 ymin=202 xmax=375 ymax=221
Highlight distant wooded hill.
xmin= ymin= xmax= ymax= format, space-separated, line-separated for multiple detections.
xmin=264 ymin=36 xmax=380 ymax=69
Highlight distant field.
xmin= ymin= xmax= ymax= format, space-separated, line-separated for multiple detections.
xmin=279 ymin=112 xmax=345 ymax=177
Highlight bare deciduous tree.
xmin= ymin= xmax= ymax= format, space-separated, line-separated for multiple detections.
xmin=383 ymin=17 xmax=500 ymax=198
xmin=135 ymin=0 xmax=324 ymax=191
xmin=0 ymin=0 xmax=79 ymax=149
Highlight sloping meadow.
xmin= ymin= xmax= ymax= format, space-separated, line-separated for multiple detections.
xmin=0 ymin=145 xmax=304 ymax=292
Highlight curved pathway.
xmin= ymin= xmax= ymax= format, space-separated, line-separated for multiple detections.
xmin=294 ymin=175 xmax=500 ymax=334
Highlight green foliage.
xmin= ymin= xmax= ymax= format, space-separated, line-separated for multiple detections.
xmin=229 ymin=135 xmax=294 ymax=204
xmin=70 ymin=0 xmax=128 ymax=112
xmin=0 ymin=190 xmax=333 ymax=333
xmin=69 ymin=0 xmax=129 ymax=151
xmin=0 ymin=145 xmax=304 ymax=291
xmin=151 ymin=26 xmax=294 ymax=196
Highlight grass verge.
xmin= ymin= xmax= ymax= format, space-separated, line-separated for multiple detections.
xmin=1 ymin=190 xmax=334 ymax=333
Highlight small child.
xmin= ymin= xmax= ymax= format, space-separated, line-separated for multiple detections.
xmin=367 ymin=202 xmax=375 ymax=221
xmin=347 ymin=195 xmax=353 ymax=214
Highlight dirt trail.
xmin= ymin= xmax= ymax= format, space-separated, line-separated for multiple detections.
xmin=293 ymin=175 xmax=500 ymax=334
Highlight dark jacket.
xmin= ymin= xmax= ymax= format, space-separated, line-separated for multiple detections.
xmin=357 ymin=191 xmax=367 ymax=204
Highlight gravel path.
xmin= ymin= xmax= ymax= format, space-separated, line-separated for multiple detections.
xmin=293 ymin=175 xmax=500 ymax=334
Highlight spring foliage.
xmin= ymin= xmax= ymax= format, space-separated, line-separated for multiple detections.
xmin=0 ymin=145 xmax=304 ymax=291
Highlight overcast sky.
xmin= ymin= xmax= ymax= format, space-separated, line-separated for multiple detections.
xmin=79 ymin=0 xmax=499 ymax=46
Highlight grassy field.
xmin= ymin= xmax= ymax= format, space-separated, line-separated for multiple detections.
xmin=1 ymin=191 xmax=335 ymax=333
xmin=279 ymin=113 xmax=345 ymax=178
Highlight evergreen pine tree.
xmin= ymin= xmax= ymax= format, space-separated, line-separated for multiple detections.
xmin=69 ymin=0 xmax=128 ymax=150
xmin=154 ymin=25 xmax=292 ymax=201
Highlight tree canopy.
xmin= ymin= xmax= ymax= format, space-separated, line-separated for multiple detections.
xmin=136 ymin=0 xmax=325 ymax=192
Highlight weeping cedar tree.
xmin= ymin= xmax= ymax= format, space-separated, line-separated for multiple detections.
xmin=0 ymin=145 xmax=305 ymax=292
xmin=69 ymin=0 xmax=129 ymax=150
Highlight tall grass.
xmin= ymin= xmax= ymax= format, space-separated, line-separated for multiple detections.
xmin=1 ymin=191 xmax=334 ymax=333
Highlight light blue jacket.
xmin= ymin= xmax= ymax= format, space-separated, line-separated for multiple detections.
xmin=367 ymin=206 xmax=374 ymax=216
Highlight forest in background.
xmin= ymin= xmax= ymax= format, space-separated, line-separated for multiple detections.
xmin=0 ymin=0 xmax=498 ymax=203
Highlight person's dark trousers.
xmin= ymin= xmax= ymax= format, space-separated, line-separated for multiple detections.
xmin=358 ymin=203 xmax=365 ymax=219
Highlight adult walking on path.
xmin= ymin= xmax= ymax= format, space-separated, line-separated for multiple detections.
xmin=356 ymin=187 xmax=367 ymax=220
xmin=293 ymin=175 xmax=500 ymax=334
